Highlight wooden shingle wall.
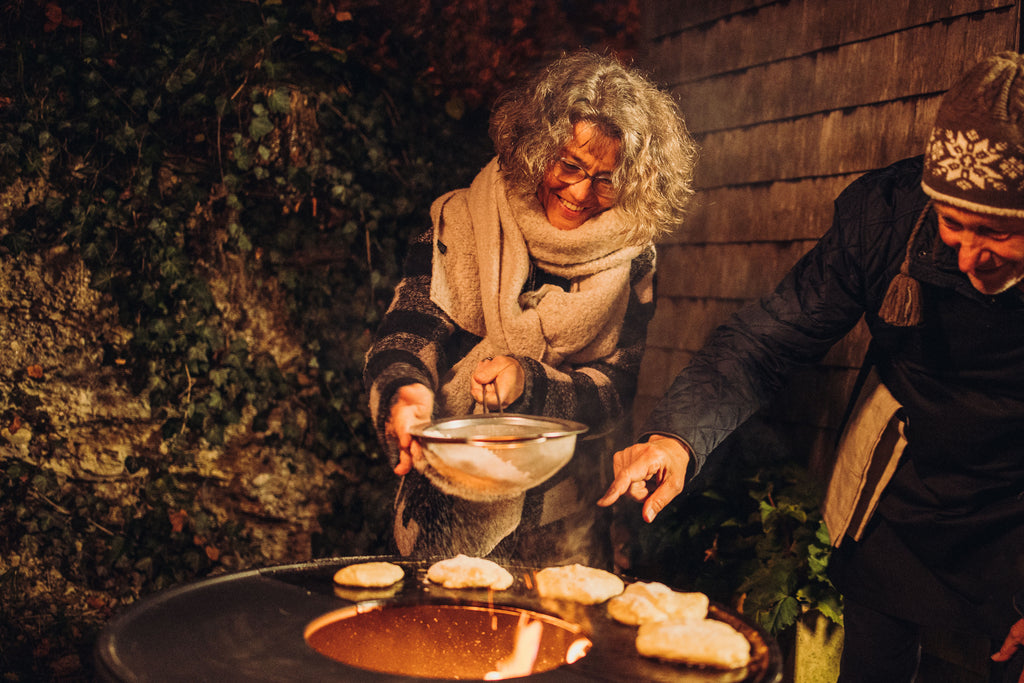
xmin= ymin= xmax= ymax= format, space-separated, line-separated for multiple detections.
xmin=635 ymin=0 xmax=1021 ymax=476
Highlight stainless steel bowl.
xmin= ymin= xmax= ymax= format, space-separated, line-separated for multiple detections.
xmin=410 ymin=414 xmax=588 ymax=501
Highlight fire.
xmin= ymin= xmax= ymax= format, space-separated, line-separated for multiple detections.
xmin=566 ymin=636 xmax=592 ymax=664
xmin=484 ymin=611 xmax=543 ymax=680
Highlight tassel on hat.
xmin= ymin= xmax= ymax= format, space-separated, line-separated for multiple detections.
xmin=878 ymin=202 xmax=931 ymax=327
xmin=878 ymin=269 xmax=923 ymax=327
xmin=886 ymin=51 xmax=1024 ymax=326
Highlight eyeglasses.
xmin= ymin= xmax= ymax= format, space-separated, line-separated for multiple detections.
xmin=551 ymin=158 xmax=616 ymax=200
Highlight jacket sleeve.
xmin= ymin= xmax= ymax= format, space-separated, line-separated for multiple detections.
xmin=642 ymin=161 xmax=919 ymax=474
xmin=508 ymin=246 xmax=657 ymax=436
xmin=363 ymin=225 xmax=458 ymax=461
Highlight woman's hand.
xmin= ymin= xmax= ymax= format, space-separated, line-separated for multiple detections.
xmin=471 ymin=356 xmax=525 ymax=410
xmin=596 ymin=434 xmax=692 ymax=523
xmin=992 ymin=617 xmax=1024 ymax=682
xmin=386 ymin=383 xmax=434 ymax=476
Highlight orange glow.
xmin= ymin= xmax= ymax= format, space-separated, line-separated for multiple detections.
xmin=484 ymin=612 xmax=543 ymax=680
xmin=567 ymin=637 xmax=592 ymax=664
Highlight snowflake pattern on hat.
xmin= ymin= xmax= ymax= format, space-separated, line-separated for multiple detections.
xmin=920 ymin=52 xmax=1024 ymax=217
xmin=926 ymin=128 xmax=1024 ymax=192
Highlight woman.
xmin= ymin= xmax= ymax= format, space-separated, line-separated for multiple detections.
xmin=363 ymin=50 xmax=697 ymax=567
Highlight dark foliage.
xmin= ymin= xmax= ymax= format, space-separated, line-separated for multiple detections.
xmin=0 ymin=0 xmax=639 ymax=679
xmin=630 ymin=420 xmax=842 ymax=636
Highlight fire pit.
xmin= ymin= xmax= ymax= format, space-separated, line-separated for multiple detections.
xmin=305 ymin=602 xmax=590 ymax=678
xmin=95 ymin=557 xmax=783 ymax=682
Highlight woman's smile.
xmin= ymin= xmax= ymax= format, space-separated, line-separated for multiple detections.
xmin=537 ymin=121 xmax=620 ymax=230
xmin=555 ymin=193 xmax=586 ymax=214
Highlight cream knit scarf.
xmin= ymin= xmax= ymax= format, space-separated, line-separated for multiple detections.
xmin=429 ymin=158 xmax=646 ymax=416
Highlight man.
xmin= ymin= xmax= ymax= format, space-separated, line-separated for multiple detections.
xmin=598 ymin=52 xmax=1024 ymax=682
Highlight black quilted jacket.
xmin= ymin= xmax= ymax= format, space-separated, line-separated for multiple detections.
xmin=645 ymin=156 xmax=1024 ymax=630
xmin=644 ymin=156 xmax=1024 ymax=477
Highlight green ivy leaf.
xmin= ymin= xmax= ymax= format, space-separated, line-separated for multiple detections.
xmin=268 ymin=87 xmax=291 ymax=114
xmin=815 ymin=519 xmax=832 ymax=545
xmin=764 ymin=595 xmax=801 ymax=634
xmin=814 ymin=593 xmax=844 ymax=626
xmin=249 ymin=116 xmax=274 ymax=141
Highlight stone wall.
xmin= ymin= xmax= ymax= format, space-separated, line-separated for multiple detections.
xmin=0 ymin=243 xmax=344 ymax=674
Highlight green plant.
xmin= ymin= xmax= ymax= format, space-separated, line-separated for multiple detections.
xmin=0 ymin=1 xmax=489 ymax=678
xmin=0 ymin=1 xmax=639 ymax=679
xmin=630 ymin=426 xmax=843 ymax=638
xmin=736 ymin=465 xmax=843 ymax=634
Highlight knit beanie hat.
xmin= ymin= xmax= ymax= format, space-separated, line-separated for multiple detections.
xmin=921 ymin=51 xmax=1024 ymax=217
xmin=881 ymin=52 xmax=1024 ymax=327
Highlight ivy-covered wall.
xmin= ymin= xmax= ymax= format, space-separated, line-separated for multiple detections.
xmin=0 ymin=1 xmax=638 ymax=679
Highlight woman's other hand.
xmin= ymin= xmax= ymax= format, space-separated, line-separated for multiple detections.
xmin=991 ymin=617 xmax=1024 ymax=682
xmin=471 ymin=356 xmax=525 ymax=410
xmin=386 ymin=383 xmax=434 ymax=476
xmin=596 ymin=434 xmax=691 ymax=523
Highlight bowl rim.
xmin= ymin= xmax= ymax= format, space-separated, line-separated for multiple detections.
xmin=409 ymin=413 xmax=588 ymax=445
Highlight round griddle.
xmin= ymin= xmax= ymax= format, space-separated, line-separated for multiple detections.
xmin=94 ymin=556 xmax=783 ymax=682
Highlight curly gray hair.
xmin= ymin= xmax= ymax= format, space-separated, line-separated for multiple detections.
xmin=489 ymin=50 xmax=698 ymax=244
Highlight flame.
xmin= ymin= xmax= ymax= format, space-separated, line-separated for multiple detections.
xmin=484 ymin=611 xmax=543 ymax=680
xmin=566 ymin=637 xmax=591 ymax=664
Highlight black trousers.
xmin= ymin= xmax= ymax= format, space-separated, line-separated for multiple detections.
xmin=837 ymin=597 xmax=920 ymax=683
xmin=839 ymin=596 xmax=1024 ymax=683
xmin=831 ymin=515 xmax=1024 ymax=683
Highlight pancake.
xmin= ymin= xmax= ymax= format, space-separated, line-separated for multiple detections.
xmin=332 ymin=561 xmax=405 ymax=588
xmin=635 ymin=618 xmax=751 ymax=669
xmin=533 ymin=564 xmax=624 ymax=604
xmin=426 ymin=554 xmax=515 ymax=590
xmin=607 ymin=581 xmax=709 ymax=625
